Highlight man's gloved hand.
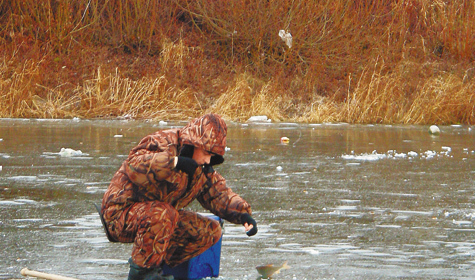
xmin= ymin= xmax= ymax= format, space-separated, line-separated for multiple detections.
xmin=175 ymin=156 xmax=198 ymax=178
xmin=241 ymin=213 xmax=258 ymax=236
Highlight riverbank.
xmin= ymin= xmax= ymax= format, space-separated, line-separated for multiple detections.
xmin=1 ymin=1 xmax=474 ymax=124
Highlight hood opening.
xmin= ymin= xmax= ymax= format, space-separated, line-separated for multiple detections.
xmin=179 ymin=144 xmax=194 ymax=158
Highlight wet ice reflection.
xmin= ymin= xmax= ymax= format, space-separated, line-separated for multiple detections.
xmin=1 ymin=119 xmax=475 ymax=279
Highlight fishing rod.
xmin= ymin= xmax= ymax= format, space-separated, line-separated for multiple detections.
xmin=21 ymin=268 xmax=81 ymax=280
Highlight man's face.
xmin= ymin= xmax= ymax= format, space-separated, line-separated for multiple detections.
xmin=192 ymin=147 xmax=212 ymax=165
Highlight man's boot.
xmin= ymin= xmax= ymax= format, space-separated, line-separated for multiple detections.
xmin=127 ymin=258 xmax=166 ymax=280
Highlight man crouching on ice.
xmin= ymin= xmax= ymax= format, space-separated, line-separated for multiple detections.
xmin=99 ymin=113 xmax=258 ymax=280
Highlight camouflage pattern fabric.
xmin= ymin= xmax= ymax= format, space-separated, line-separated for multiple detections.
xmin=180 ymin=113 xmax=227 ymax=156
xmin=166 ymin=210 xmax=222 ymax=267
xmin=110 ymin=201 xmax=222 ymax=268
xmin=101 ymin=114 xmax=252 ymax=268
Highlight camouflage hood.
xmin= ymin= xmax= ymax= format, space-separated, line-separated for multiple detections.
xmin=179 ymin=114 xmax=227 ymax=163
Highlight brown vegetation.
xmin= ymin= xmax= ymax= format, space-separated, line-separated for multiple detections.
xmin=0 ymin=0 xmax=474 ymax=124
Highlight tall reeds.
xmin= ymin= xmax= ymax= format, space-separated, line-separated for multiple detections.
xmin=0 ymin=0 xmax=474 ymax=124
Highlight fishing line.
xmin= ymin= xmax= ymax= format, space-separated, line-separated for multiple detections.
xmin=292 ymin=130 xmax=302 ymax=147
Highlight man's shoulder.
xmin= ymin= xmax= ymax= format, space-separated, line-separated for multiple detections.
xmin=148 ymin=128 xmax=180 ymax=142
xmin=133 ymin=129 xmax=180 ymax=152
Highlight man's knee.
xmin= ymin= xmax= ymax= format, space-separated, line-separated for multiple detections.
xmin=209 ymin=218 xmax=222 ymax=241
xmin=144 ymin=202 xmax=179 ymax=234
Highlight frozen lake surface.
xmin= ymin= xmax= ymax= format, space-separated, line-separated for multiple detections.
xmin=1 ymin=119 xmax=474 ymax=279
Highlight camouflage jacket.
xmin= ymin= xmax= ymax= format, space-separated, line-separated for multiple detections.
xmin=101 ymin=115 xmax=252 ymax=226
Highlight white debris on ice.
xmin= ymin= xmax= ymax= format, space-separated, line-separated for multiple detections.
xmin=341 ymin=150 xmax=388 ymax=161
xmin=247 ymin=115 xmax=271 ymax=122
xmin=441 ymin=146 xmax=451 ymax=153
xmin=342 ymin=148 xmax=454 ymax=161
xmin=429 ymin=125 xmax=441 ymax=135
xmin=59 ymin=148 xmax=85 ymax=157
xmin=424 ymin=150 xmax=438 ymax=159
xmin=408 ymin=151 xmax=418 ymax=157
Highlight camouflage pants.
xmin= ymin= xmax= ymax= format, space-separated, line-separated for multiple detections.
xmin=106 ymin=201 xmax=222 ymax=268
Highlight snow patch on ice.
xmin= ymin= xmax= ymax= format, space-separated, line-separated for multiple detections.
xmin=342 ymin=148 xmax=455 ymax=161
xmin=342 ymin=151 xmax=388 ymax=161
xmin=247 ymin=115 xmax=271 ymax=123
xmin=59 ymin=148 xmax=85 ymax=157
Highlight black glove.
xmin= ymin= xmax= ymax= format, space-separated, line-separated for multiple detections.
xmin=203 ymin=164 xmax=214 ymax=174
xmin=241 ymin=213 xmax=258 ymax=236
xmin=175 ymin=156 xmax=198 ymax=178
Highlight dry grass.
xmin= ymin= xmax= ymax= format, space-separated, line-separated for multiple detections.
xmin=211 ymin=73 xmax=289 ymax=122
xmin=62 ymin=67 xmax=202 ymax=119
xmin=0 ymin=54 xmax=43 ymax=117
xmin=403 ymin=73 xmax=475 ymax=124
xmin=0 ymin=0 xmax=474 ymax=124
